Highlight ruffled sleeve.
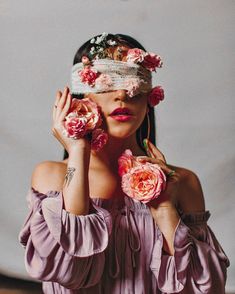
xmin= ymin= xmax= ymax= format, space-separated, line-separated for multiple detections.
xmin=150 ymin=210 xmax=230 ymax=293
xmin=19 ymin=187 xmax=112 ymax=290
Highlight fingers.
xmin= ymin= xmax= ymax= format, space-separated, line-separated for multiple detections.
xmin=137 ymin=156 xmax=165 ymax=168
xmin=56 ymin=87 xmax=69 ymax=121
xmin=136 ymin=156 xmax=175 ymax=179
xmin=58 ymin=92 xmax=72 ymax=122
xmin=144 ymin=139 xmax=166 ymax=163
xmin=52 ymin=86 xmax=71 ymax=143
xmin=143 ymin=139 xmax=153 ymax=158
xmin=53 ymin=91 xmax=62 ymax=122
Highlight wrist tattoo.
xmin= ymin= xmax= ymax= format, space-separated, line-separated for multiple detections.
xmin=64 ymin=167 xmax=76 ymax=187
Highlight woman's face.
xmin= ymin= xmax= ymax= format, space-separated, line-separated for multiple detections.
xmin=85 ymin=90 xmax=148 ymax=139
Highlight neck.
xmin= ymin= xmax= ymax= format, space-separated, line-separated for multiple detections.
xmin=90 ymin=133 xmax=146 ymax=172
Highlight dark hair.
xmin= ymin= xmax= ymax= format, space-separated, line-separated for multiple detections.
xmin=63 ymin=33 xmax=157 ymax=160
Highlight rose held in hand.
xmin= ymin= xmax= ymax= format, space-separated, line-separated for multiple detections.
xmin=63 ymin=98 xmax=101 ymax=139
xmin=64 ymin=113 xmax=87 ymax=139
xmin=69 ymin=98 xmax=102 ymax=130
xmin=118 ymin=149 xmax=166 ymax=204
xmin=122 ymin=163 xmax=166 ymax=204
xmin=63 ymin=97 xmax=108 ymax=151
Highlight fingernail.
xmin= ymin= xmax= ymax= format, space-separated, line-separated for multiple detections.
xmin=143 ymin=139 xmax=148 ymax=150
xmin=143 ymin=139 xmax=151 ymax=156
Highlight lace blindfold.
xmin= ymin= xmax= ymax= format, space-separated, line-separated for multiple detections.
xmin=71 ymin=59 xmax=152 ymax=97
xmin=69 ymin=33 xmax=164 ymax=106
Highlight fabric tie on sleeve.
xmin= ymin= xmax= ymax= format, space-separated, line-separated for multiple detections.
xmin=108 ymin=205 xmax=141 ymax=278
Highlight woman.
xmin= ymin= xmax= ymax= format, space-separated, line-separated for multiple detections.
xmin=19 ymin=33 xmax=230 ymax=293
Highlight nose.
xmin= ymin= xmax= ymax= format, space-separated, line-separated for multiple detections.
xmin=114 ymin=89 xmax=128 ymax=101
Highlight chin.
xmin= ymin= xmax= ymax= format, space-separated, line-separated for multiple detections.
xmin=107 ymin=126 xmax=137 ymax=139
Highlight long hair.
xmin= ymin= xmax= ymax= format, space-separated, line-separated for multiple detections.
xmin=63 ymin=33 xmax=157 ymax=160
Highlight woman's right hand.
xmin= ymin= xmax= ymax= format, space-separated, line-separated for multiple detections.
xmin=52 ymin=87 xmax=91 ymax=154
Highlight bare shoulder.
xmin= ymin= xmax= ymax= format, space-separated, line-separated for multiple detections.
xmin=31 ymin=160 xmax=67 ymax=194
xmin=168 ymin=164 xmax=206 ymax=213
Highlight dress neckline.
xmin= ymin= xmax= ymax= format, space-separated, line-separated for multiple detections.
xmin=30 ymin=187 xmax=210 ymax=221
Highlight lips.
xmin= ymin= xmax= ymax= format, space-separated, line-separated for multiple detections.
xmin=110 ymin=107 xmax=133 ymax=122
xmin=110 ymin=107 xmax=132 ymax=116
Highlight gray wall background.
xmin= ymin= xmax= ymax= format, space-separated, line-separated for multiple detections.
xmin=1 ymin=0 xmax=234 ymax=292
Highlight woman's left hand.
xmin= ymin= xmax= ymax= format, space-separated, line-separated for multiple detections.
xmin=137 ymin=139 xmax=181 ymax=209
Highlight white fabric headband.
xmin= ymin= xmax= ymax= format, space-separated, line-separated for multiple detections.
xmin=71 ymin=59 xmax=152 ymax=97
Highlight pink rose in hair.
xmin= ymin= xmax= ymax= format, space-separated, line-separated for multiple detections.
xmin=125 ymin=78 xmax=140 ymax=97
xmin=126 ymin=48 xmax=146 ymax=63
xmin=64 ymin=113 xmax=87 ymax=139
xmin=79 ymin=66 xmax=98 ymax=86
xmin=118 ymin=149 xmax=166 ymax=204
xmin=95 ymin=73 xmax=113 ymax=91
xmin=142 ymin=53 xmax=163 ymax=72
xmin=148 ymin=86 xmax=164 ymax=107
xmin=91 ymin=128 xmax=108 ymax=151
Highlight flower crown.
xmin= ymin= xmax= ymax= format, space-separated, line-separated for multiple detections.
xmin=71 ymin=32 xmax=165 ymax=107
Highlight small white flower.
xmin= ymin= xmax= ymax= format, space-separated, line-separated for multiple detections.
xmin=95 ymin=37 xmax=103 ymax=44
xmin=101 ymin=32 xmax=108 ymax=38
xmin=107 ymin=39 xmax=117 ymax=46
xmin=98 ymin=47 xmax=104 ymax=52
xmin=90 ymin=47 xmax=95 ymax=52
xmin=90 ymin=38 xmax=95 ymax=44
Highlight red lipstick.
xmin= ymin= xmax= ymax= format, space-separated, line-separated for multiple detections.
xmin=110 ymin=107 xmax=133 ymax=122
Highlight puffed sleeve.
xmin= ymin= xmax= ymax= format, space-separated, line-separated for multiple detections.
xmin=19 ymin=187 xmax=112 ymax=290
xmin=150 ymin=210 xmax=230 ymax=294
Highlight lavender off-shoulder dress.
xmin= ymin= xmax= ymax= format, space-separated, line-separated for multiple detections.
xmin=19 ymin=187 xmax=230 ymax=294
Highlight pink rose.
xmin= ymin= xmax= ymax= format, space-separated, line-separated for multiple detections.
xmin=148 ymin=86 xmax=164 ymax=107
xmin=91 ymin=128 xmax=108 ymax=151
xmin=142 ymin=53 xmax=163 ymax=72
xmin=122 ymin=163 xmax=166 ymax=203
xmin=69 ymin=98 xmax=102 ymax=131
xmin=64 ymin=112 xmax=87 ymax=139
xmin=118 ymin=149 xmax=166 ymax=203
xmin=80 ymin=99 xmax=102 ymax=131
xmin=81 ymin=55 xmax=90 ymax=65
xmin=124 ymin=78 xmax=140 ymax=97
xmin=126 ymin=48 xmax=146 ymax=63
xmin=79 ymin=66 xmax=98 ymax=86
xmin=64 ymin=98 xmax=108 ymax=144
xmin=118 ymin=149 xmax=134 ymax=176
xmin=64 ymin=98 xmax=102 ymax=139
xmin=95 ymin=73 xmax=113 ymax=91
